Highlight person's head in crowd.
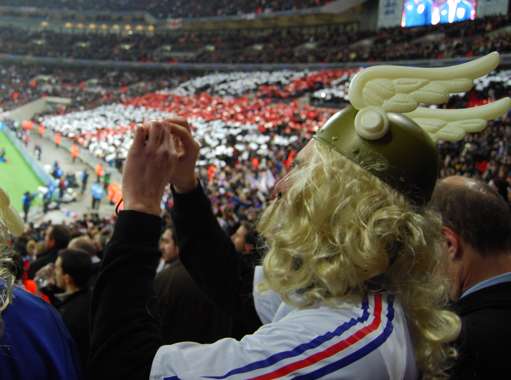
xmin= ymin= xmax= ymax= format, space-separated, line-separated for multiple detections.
xmin=431 ymin=176 xmax=511 ymax=300
xmin=44 ymin=225 xmax=71 ymax=252
xmin=35 ymin=241 xmax=46 ymax=256
xmin=497 ymin=164 xmax=508 ymax=179
xmin=55 ymin=249 xmax=93 ymax=293
xmin=231 ymin=222 xmax=257 ymax=255
xmin=69 ymin=236 xmax=97 ymax=257
xmin=25 ymin=239 xmax=37 ymax=260
xmin=257 ymin=136 xmax=460 ymax=378
xmin=159 ymin=227 xmax=178 ymax=263
xmin=93 ymin=227 xmax=112 ymax=253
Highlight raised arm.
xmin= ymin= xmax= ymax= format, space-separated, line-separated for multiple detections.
xmin=89 ymin=121 xmax=183 ymax=379
xmin=167 ymin=125 xmax=250 ymax=316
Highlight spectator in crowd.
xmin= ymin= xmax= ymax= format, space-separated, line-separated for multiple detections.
xmin=153 ymin=226 xmax=232 ymax=344
xmin=103 ymin=172 xmax=111 ymax=191
xmin=42 ymin=187 xmax=53 ymax=214
xmin=21 ymin=191 xmax=35 ymax=223
xmin=89 ymin=120 xmax=459 ymax=379
xmin=91 ymin=180 xmax=105 ymax=211
xmin=0 ymin=188 xmax=81 ymax=379
xmin=0 ymin=0 xmax=333 ymax=18
xmin=69 ymin=235 xmax=100 ymax=263
xmin=70 ymin=143 xmax=79 ymax=163
xmin=228 ymin=221 xmax=263 ymax=338
xmin=34 ymin=144 xmax=42 ymax=161
xmin=28 ymin=224 xmax=70 ymax=279
xmin=54 ymin=131 xmax=62 ymax=148
xmin=52 ymin=161 xmax=63 ymax=179
xmin=0 ymin=256 xmax=82 ymax=379
xmin=81 ymin=169 xmax=89 ymax=195
xmin=95 ymin=163 xmax=104 ymax=181
xmin=431 ymin=176 xmax=511 ymax=379
xmin=69 ymin=235 xmax=101 ymax=278
xmin=489 ymin=164 xmax=510 ymax=203
xmin=25 ymin=239 xmax=37 ymax=262
xmin=155 ymin=227 xmax=178 ymax=273
xmin=54 ymin=249 xmax=94 ymax=373
xmin=58 ymin=177 xmax=66 ymax=206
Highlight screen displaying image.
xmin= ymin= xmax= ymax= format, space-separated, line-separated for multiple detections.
xmin=401 ymin=0 xmax=477 ymax=27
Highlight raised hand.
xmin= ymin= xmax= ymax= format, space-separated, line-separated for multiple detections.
xmin=122 ymin=121 xmax=179 ymax=216
xmin=166 ymin=120 xmax=200 ymax=193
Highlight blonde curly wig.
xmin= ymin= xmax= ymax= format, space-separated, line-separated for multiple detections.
xmin=258 ymin=141 xmax=460 ymax=379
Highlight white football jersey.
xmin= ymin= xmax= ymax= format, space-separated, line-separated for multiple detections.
xmin=150 ymin=267 xmax=417 ymax=380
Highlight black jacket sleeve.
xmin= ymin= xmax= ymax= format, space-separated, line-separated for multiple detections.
xmin=170 ymin=183 xmax=244 ymax=314
xmin=89 ymin=211 xmax=163 ymax=380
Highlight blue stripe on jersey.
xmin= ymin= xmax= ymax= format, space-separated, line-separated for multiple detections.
xmin=293 ymin=295 xmax=395 ymax=380
xmin=163 ymin=377 xmax=180 ymax=380
xmin=203 ymin=296 xmax=371 ymax=379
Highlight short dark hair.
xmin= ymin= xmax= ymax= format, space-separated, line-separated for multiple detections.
xmin=58 ymin=249 xmax=93 ymax=288
xmin=431 ymin=179 xmax=511 ymax=256
xmin=50 ymin=225 xmax=71 ymax=250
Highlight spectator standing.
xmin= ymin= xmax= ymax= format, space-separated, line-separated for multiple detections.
xmin=21 ymin=191 xmax=35 ymax=223
xmin=54 ymin=132 xmax=62 ymax=148
xmin=89 ymin=120 xmax=459 ymax=379
xmin=103 ymin=172 xmax=111 ymax=191
xmin=81 ymin=169 xmax=89 ymax=195
xmin=38 ymin=123 xmax=45 ymax=137
xmin=54 ymin=249 xmax=94 ymax=373
xmin=153 ymin=227 xmax=232 ymax=344
xmin=34 ymin=144 xmax=42 ymax=161
xmin=91 ymin=181 xmax=104 ymax=211
xmin=95 ymin=163 xmax=104 ymax=181
xmin=432 ymin=176 xmax=511 ymax=379
xmin=70 ymin=143 xmax=79 ymax=164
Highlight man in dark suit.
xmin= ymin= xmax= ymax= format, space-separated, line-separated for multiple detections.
xmin=153 ymin=227 xmax=232 ymax=344
xmin=28 ymin=224 xmax=71 ymax=279
xmin=432 ymin=176 xmax=511 ymax=379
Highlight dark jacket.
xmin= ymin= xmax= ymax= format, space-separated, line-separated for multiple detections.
xmin=89 ymin=184 xmax=261 ymax=379
xmin=89 ymin=211 xmax=163 ymax=380
xmin=450 ymin=281 xmax=511 ymax=379
xmin=28 ymin=248 xmax=59 ymax=279
xmin=56 ymin=288 xmax=92 ymax=374
xmin=170 ymin=183 xmax=262 ymax=338
xmin=153 ymin=258 xmax=232 ymax=344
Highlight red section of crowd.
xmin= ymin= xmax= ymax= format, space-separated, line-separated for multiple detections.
xmin=125 ymin=92 xmax=335 ymax=132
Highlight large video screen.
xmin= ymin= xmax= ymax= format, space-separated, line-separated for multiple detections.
xmin=401 ymin=0 xmax=477 ymax=27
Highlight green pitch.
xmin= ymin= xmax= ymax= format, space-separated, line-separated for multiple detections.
xmin=0 ymin=131 xmax=42 ymax=211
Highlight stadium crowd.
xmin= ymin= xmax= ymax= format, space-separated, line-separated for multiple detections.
xmin=0 ymin=0 xmax=333 ymax=18
xmin=0 ymin=5 xmax=510 ymax=377
xmin=0 ymin=64 xmax=186 ymax=113
xmin=0 ymin=14 xmax=509 ymax=64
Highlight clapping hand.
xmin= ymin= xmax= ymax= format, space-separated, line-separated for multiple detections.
xmin=122 ymin=119 xmax=200 ymax=216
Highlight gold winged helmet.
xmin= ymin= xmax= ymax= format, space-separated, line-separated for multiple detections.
xmin=314 ymin=52 xmax=511 ymax=205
